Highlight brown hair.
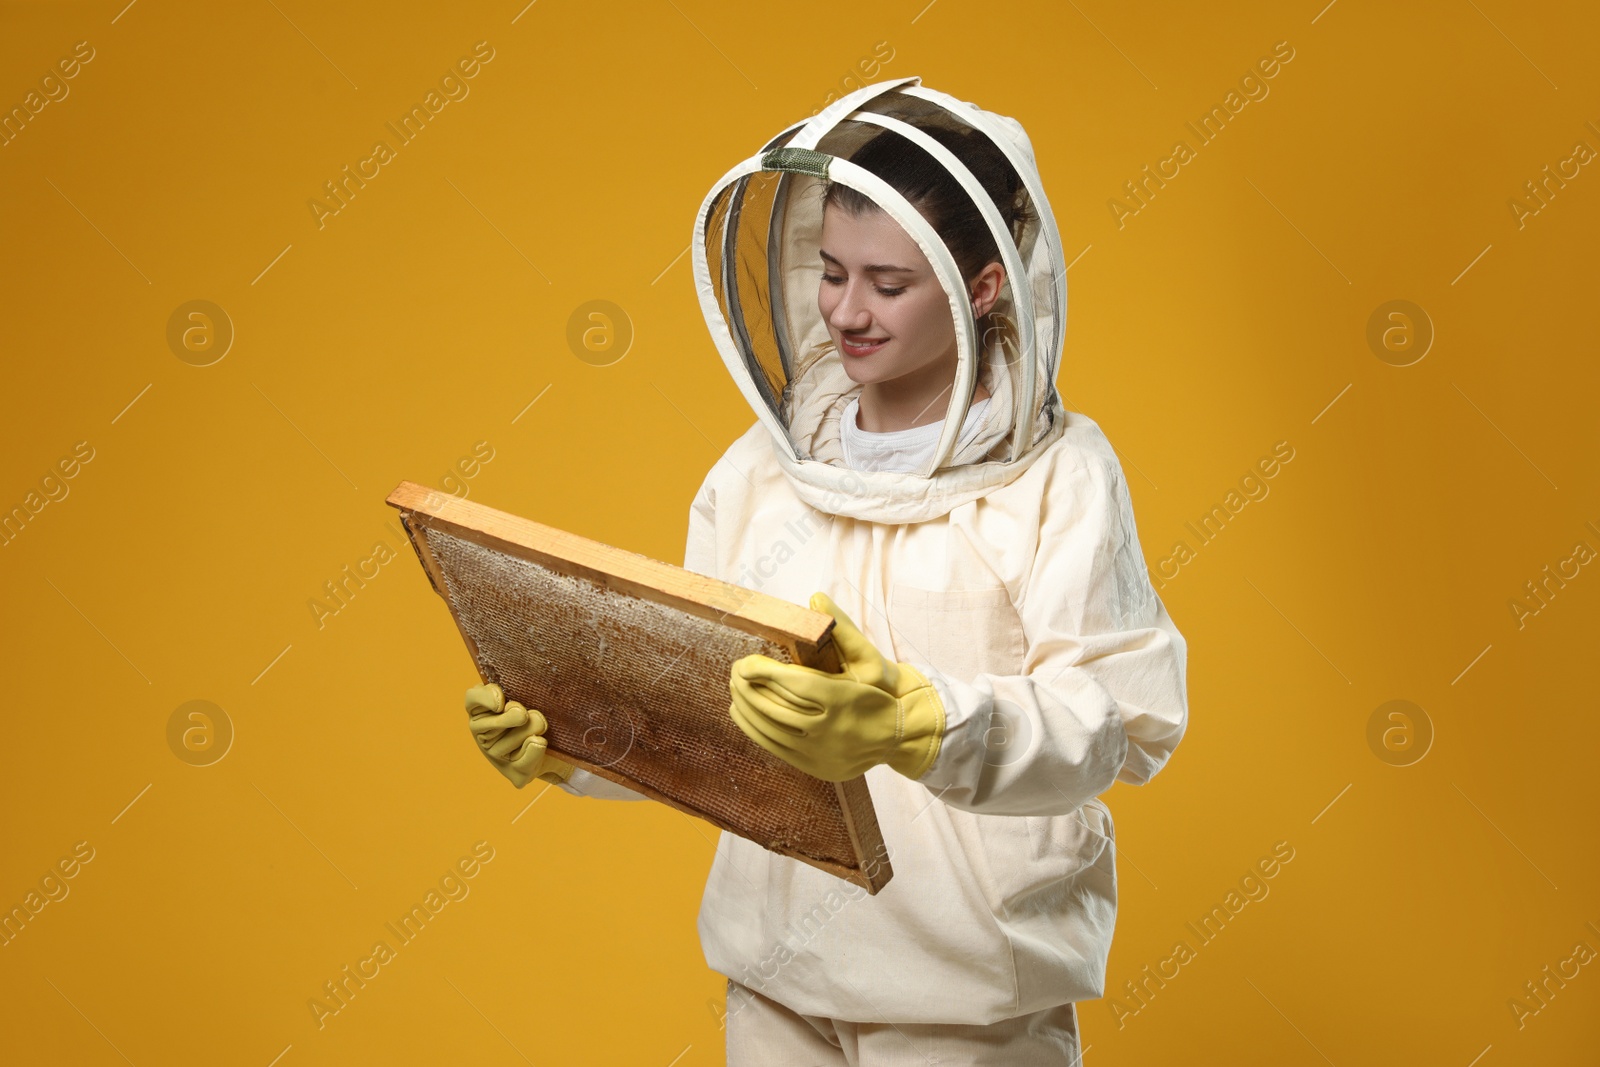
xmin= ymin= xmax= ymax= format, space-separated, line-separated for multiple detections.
xmin=822 ymin=123 xmax=1033 ymax=288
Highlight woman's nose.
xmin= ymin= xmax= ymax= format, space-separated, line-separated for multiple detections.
xmin=828 ymin=282 xmax=872 ymax=331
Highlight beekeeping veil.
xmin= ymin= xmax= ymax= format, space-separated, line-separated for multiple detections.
xmin=692 ymin=76 xmax=1069 ymax=524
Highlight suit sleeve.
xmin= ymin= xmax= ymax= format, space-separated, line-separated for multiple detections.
xmin=555 ymin=767 xmax=650 ymax=801
xmin=909 ymin=450 xmax=1189 ymax=817
xmin=554 ymin=472 xmax=720 ymax=802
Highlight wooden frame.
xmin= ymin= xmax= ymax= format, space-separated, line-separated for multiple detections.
xmin=386 ymin=480 xmax=892 ymax=894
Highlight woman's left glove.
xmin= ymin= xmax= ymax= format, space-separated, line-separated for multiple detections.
xmin=465 ymin=683 xmax=577 ymax=789
xmin=728 ymin=592 xmax=946 ymax=782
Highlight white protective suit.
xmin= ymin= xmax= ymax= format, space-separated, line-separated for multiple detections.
xmin=556 ymin=76 xmax=1189 ymax=1027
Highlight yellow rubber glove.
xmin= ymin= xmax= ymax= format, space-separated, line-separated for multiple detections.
xmin=728 ymin=592 xmax=946 ymax=782
xmin=465 ymin=683 xmax=577 ymax=788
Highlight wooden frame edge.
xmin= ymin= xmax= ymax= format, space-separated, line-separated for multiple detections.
xmin=386 ymin=480 xmax=833 ymax=651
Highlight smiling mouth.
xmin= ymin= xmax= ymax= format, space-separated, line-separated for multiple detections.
xmin=841 ymin=335 xmax=889 ymax=351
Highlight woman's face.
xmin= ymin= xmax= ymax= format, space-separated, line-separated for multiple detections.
xmin=816 ymin=202 xmax=958 ymax=390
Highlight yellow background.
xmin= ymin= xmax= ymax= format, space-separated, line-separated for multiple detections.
xmin=2 ymin=0 xmax=1596 ymax=1062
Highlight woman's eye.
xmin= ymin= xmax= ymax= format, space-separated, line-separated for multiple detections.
xmin=818 ymin=273 xmax=904 ymax=298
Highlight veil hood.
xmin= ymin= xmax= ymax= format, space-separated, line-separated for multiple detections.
xmin=691 ymin=76 xmax=1069 ymax=524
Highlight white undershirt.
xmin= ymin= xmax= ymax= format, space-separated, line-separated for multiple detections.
xmin=840 ymin=395 xmax=992 ymax=473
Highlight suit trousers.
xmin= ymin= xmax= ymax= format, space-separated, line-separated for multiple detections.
xmin=725 ymin=979 xmax=1083 ymax=1066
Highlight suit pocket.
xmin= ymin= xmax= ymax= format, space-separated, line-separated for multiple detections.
xmin=888 ymin=582 xmax=1026 ymax=683
xmin=968 ymin=806 xmax=1112 ymax=917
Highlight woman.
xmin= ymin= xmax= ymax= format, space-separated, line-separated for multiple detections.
xmin=466 ymin=76 xmax=1189 ymax=1065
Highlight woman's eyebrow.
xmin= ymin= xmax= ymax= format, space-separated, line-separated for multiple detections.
xmin=818 ymin=249 xmax=915 ymax=273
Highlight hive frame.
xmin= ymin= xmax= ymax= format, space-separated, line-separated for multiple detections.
xmin=386 ymin=480 xmax=892 ymax=894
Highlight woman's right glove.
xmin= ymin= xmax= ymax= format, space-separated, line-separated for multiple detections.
xmin=465 ymin=683 xmax=577 ymax=788
xmin=728 ymin=592 xmax=946 ymax=782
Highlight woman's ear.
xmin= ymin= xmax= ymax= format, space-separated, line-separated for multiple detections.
xmin=969 ymin=261 xmax=1006 ymax=318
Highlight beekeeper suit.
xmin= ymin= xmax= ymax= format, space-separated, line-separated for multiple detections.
xmin=552 ymin=75 xmax=1189 ymax=1029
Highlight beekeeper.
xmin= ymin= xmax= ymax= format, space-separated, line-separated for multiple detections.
xmin=465 ymin=76 xmax=1188 ymax=1064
